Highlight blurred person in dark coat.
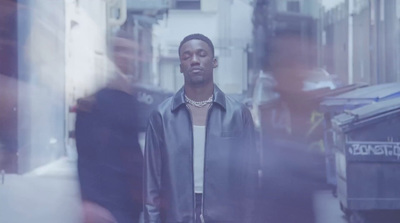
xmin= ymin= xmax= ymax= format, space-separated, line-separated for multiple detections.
xmin=75 ymin=30 xmax=143 ymax=223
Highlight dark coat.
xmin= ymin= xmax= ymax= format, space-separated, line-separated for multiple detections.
xmin=75 ymin=88 xmax=143 ymax=214
xmin=144 ymin=85 xmax=258 ymax=223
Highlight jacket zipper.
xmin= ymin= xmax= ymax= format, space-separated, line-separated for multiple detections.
xmin=186 ymin=105 xmax=196 ymax=223
xmin=201 ymin=103 xmax=213 ymax=223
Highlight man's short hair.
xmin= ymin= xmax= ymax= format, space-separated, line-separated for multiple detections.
xmin=178 ymin=33 xmax=215 ymax=57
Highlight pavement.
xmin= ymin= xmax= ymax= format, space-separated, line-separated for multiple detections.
xmin=0 ymin=155 xmax=349 ymax=223
xmin=0 ymin=158 xmax=83 ymax=223
xmin=314 ymin=190 xmax=347 ymax=223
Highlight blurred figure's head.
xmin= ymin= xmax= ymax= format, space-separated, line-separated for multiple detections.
xmin=107 ymin=29 xmax=139 ymax=94
xmin=111 ymin=29 xmax=138 ymax=78
xmin=0 ymin=1 xmax=19 ymax=78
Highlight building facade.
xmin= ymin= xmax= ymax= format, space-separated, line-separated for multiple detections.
xmin=320 ymin=0 xmax=400 ymax=84
xmin=0 ymin=0 xmax=168 ymax=173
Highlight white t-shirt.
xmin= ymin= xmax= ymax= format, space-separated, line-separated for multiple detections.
xmin=193 ymin=125 xmax=206 ymax=193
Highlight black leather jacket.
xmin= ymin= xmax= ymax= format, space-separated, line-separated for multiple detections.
xmin=144 ymin=85 xmax=257 ymax=223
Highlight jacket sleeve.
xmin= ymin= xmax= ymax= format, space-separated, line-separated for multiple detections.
xmin=144 ymin=112 xmax=163 ymax=223
xmin=242 ymin=106 xmax=258 ymax=223
xmin=75 ymin=101 xmax=102 ymax=203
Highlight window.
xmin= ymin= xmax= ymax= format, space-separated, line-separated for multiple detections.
xmin=287 ymin=1 xmax=300 ymax=13
xmin=174 ymin=0 xmax=200 ymax=10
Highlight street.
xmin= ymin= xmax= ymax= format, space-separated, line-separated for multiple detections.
xmin=0 ymin=156 xmax=349 ymax=223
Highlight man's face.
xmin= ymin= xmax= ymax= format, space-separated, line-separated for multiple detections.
xmin=179 ymin=39 xmax=217 ymax=87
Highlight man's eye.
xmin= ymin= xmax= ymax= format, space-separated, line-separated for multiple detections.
xmin=199 ymin=51 xmax=207 ymax=57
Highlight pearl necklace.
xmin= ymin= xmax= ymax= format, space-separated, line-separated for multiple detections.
xmin=185 ymin=95 xmax=213 ymax=108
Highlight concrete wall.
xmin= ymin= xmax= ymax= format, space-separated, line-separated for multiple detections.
xmin=18 ymin=0 xmax=67 ymax=173
xmin=65 ymin=0 xmax=108 ymax=101
xmin=222 ymin=0 xmax=253 ymax=93
xmin=64 ymin=0 xmax=109 ymax=160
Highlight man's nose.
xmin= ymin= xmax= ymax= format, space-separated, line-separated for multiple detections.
xmin=191 ymin=54 xmax=200 ymax=65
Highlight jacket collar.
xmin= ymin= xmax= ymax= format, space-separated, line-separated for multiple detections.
xmin=172 ymin=84 xmax=226 ymax=112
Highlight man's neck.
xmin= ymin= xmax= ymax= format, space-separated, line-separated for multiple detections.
xmin=184 ymin=83 xmax=214 ymax=101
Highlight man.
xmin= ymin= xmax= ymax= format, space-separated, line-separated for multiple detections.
xmin=75 ymin=30 xmax=143 ymax=223
xmin=144 ymin=33 xmax=257 ymax=223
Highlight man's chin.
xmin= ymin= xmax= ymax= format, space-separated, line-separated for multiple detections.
xmin=189 ymin=77 xmax=205 ymax=85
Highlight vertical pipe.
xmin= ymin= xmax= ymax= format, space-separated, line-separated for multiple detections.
xmin=348 ymin=0 xmax=354 ymax=84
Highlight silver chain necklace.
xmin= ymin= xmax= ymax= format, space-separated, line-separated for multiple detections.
xmin=185 ymin=94 xmax=213 ymax=108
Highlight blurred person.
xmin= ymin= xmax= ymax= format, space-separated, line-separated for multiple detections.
xmin=0 ymin=0 xmax=19 ymax=173
xmin=75 ymin=30 xmax=143 ymax=223
xmin=144 ymin=33 xmax=258 ymax=223
xmin=0 ymin=75 xmax=18 ymax=173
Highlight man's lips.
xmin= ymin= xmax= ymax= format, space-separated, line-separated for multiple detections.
xmin=190 ymin=67 xmax=203 ymax=73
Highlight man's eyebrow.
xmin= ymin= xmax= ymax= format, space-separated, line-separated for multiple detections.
xmin=180 ymin=50 xmax=191 ymax=56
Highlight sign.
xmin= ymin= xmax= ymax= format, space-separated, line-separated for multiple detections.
xmin=346 ymin=141 xmax=400 ymax=162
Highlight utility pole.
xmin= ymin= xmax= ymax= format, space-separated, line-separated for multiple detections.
xmin=250 ymin=0 xmax=275 ymax=95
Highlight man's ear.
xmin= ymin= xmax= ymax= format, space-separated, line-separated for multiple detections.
xmin=213 ymin=58 xmax=218 ymax=68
